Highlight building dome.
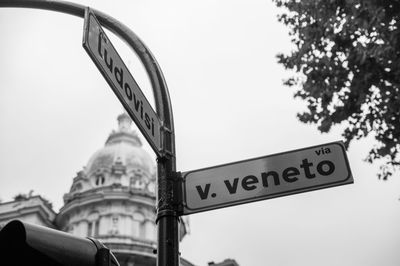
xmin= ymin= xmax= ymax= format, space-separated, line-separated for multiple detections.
xmin=64 ymin=113 xmax=156 ymax=197
xmin=86 ymin=143 xmax=154 ymax=177
xmin=57 ymin=113 xmax=159 ymax=265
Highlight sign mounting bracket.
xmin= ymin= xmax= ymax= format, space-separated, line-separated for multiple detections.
xmin=159 ymin=124 xmax=174 ymax=158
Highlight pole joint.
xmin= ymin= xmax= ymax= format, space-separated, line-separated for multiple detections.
xmin=156 ymin=171 xmax=183 ymax=223
xmin=160 ymin=125 xmax=174 ymax=159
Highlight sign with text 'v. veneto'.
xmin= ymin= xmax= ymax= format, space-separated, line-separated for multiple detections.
xmin=82 ymin=8 xmax=162 ymax=157
xmin=182 ymin=141 xmax=353 ymax=215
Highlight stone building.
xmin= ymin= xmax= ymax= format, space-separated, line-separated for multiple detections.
xmin=57 ymin=112 xmax=166 ymax=265
xmin=0 ymin=113 xmax=238 ymax=266
xmin=0 ymin=194 xmax=56 ymax=229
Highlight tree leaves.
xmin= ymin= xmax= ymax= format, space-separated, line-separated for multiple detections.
xmin=274 ymin=0 xmax=400 ymax=179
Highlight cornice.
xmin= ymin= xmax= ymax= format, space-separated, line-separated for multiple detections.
xmin=57 ymin=188 xmax=156 ymax=224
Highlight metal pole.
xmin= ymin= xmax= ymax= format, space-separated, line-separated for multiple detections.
xmin=0 ymin=1 xmax=179 ymax=265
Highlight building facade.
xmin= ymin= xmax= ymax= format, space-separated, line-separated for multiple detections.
xmin=0 ymin=194 xmax=55 ymax=229
xmin=0 ymin=113 xmax=237 ymax=266
xmin=57 ymin=112 xmax=163 ymax=266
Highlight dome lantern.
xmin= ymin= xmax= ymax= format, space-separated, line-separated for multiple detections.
xmin=117 ymin=112 xmax=132 ymax=132
xmin=106 ymin=113 xmax=142 ymax=147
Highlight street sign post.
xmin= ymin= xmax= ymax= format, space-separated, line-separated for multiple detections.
xmin=82 ymin=8 xmax=179 ymax=265
xmin=82 ymin=8 xmax=163 ymax=157
xmin=181 ymin=141 xmax=353 ymax=215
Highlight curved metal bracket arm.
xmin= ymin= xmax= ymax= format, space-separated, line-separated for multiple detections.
xmin=0 ymin=0 xmax=175 ymax=160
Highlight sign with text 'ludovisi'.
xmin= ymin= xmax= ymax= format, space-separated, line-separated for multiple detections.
xmin=82 ymin=8 xmax=162 ymax=157
xmin=182 ymin=141 xmax=353 ymax=215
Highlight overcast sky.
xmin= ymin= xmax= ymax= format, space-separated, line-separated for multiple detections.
xmin=1 ymin=1 xmax=400 ymax=266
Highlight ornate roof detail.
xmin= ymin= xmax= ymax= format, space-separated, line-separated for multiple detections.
xmin=111 ymin=158 xmax=126 ymax=176
xmin=106 ymin=112 xmax=142 ymax=147
xmin=65 ymin=113 xmax=156 ymax=202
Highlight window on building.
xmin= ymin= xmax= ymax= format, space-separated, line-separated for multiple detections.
xmin=95 ymin=175 xmax=105 ymax=186
xmin=132 ymin=212 xmax=145 ymax=238
xmin=94 ymin=220 xmax=100 ymax=237
xmin=109 ymin=216 xmax=119 ymax=235
xmin=88 ymin=222 xmax=93 ymax=236
xmin=87 ymin=212 xmax=100 ymax=237
xmin=130 ymin=171 xmax=146 ymax=190
xmin=88 ymin=220 xmax=99 ymax=237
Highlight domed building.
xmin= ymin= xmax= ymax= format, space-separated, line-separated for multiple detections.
xmin=0 ymin=113 xmax=238 ymax=266
xmin=57 ymin=112 xmax=162 ymax=265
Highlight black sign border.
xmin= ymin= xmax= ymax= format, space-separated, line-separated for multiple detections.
xmin=181 ymin=141 xmax=353 ymax=215
xmin=82 ymin=7 xmax=162 ymax=157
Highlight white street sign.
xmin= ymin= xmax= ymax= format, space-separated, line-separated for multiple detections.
xmin=182 ymin=141 xmax=353 ymax=215
xmin=82 ymin=8 xmax=162 ymax=157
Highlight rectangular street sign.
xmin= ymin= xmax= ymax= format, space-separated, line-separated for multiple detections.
xmin=181 ymin=141 xmax=353 ymax=215
xmin=82 ymin=8 xmax=162 ymax=157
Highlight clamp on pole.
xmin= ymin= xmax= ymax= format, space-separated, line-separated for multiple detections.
xmin=159 ymin=124 xmax=174 ymax=159
xmin=155 ymin=171 xmax=183 ymax=224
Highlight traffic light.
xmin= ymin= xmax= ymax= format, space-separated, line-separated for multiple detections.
xmin=0 ymin=220 xmax=119 ymax=266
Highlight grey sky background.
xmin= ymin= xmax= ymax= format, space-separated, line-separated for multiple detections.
xmin=0 ymin=1 xmax=400 ymax=265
